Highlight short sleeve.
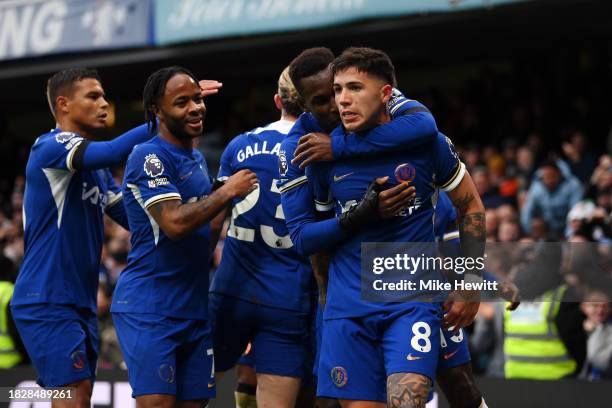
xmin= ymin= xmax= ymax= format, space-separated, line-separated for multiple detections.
xmin=217 ymin=136 xmax=239 ymax=181
xmin=434 ymin=134 xmax=465 ymax=192
xmin=306 ymin=163 xmax=333 ymax=212
xmin=124 ymin=145 xmax=181 ymax=210
xmin=37 ymin=131 xmax=85 ymax=172
xmin=104 ymin=169 xmax=123 ymax=208
xmin=277 ymin=137 xmax=307 ymax=194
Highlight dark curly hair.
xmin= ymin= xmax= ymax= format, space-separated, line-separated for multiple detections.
xmin=143 ymin=66 xmax=199 ymax=134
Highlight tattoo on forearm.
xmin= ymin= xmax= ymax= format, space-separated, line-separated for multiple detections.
xmin=450 ymin=191 xmax=474 ymax=215
xmin=387 ymin=373 xmax=431 ymax=408
xmin=459 ymin=213 xmax=486 ymax=242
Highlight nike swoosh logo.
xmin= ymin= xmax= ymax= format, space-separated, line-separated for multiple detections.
xmin=443 ymin=349 xmax=459 ymax=360
xmin=333 ymin=172 xmax=353 ymax=182
xmin=406 ymin=353 xmax=422 ymax=361
xmin=179 ymin=171 xmax=193 ymax=180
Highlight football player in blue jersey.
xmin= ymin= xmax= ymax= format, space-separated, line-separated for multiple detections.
xmin=279 ymin=48 xmax=449 ymax=408
xmin=10 ymin=67 xmax=155 ymax=408
xmin=111 ymin=66 xmax=257 ymax=408
xmin=308 ymin=47 xmax=486 ymax=408
xmin=208 ymin=66 xmax=310 ymax=408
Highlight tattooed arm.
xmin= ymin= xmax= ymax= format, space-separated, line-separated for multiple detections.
xmin=387 ymin=373 xmax=431 ymax=408
xmin=446 ymin=171 xmax=486 ymax=262
xmin=444 ymin=171 xmax=486 ymax=330
xmin=148 ymin=169 xmax=257 ymax=240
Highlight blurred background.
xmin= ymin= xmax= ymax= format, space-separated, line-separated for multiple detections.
xmin=0 ymin=0 xmax=610 ymax=406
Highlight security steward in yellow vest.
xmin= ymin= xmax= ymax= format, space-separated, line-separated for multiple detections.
xmin=504 ymin=284 xmax=586 ymax=379
xmin=0 ymin=279 xmax=27 ymax=368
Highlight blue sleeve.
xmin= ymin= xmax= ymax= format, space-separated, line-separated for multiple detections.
xmin=36 ymin=131 xmax=86 ymax=171
xmin=103 ymin=170 xmax=129 ymax=230
xmin=331 ymin=100 xmax=437 ymax=159
xmin=434 ymin=133 xmax=466 ymax=192
xmin=73 ymin=124 xmax=152 ymax=170
xmin=277 ymin=139 xmax=345 ymax=257
xmin=217 ymin=136 xmax=238 ymax=181
xmin=124 ymin=144 xmax=181 ymax=210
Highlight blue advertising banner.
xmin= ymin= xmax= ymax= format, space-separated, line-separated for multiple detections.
xmin=0 ymin=0 xmax=152 ymax=61
xmin=154 ymin=0 xmax=531 ymax=45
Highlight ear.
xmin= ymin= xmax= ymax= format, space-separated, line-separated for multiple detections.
xmin=381 ymin=84 xmax=393 ymax=104
xmin=56 ymin=95 xmax=69 ymax=115
xmin=153 ymin=104 xmax=162 ymax=119
xmin=273 ymin=93 xmax=283 ymax=111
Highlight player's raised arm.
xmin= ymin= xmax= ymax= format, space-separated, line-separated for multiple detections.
xmin=71 ymin=123 xmax=152 ymax=171
xmin=148 ymin=170 xmax=257 ymax=241
xmin=292 ymin=91 xmax=437 ymax=169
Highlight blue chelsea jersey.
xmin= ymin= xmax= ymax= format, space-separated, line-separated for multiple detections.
xmin=309 ymin=132 xmax=466 ymax=319
xmin=434 ymin=191 xmax=459 ymax=243
xmin=13 ymin=129 xmax=123 ymax=311
xmin=111 ymin=136 xmax=213 ymax=320
xmin=210 ymin=120 xmax=313 ymax=313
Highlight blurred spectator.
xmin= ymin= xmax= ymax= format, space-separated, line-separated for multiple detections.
xmin=520 ymin=161 xmax=583 ymax=237
xmin=515 ymin=145 xmax=535 ymax=192
xmin=562 ymin=131 xmax=598 ymax=184
xmin=529 ymin=217 xmax=550 ymax=241
xmin=498 ymin=220 xmax=520 ymax=242
xmin=470 ymin=302 xmax=506 ymax=378
xmin=472 ymin=166 xmax=507 ymax=209
xmin=485 ymin=209 xmax=499 ymax=241
xmin=580 ymin=290 xmax=612 ymax=379
xmin=496 ymin=204 xmax=519 ymax=223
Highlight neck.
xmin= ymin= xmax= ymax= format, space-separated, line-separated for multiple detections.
xmin=158 ymin=123 xmax=192 ymax=150
xmin=56 ymin=117 xmax=93 ymax=140
xmin=280 ymin=112 xmax=297 ymax=122
xmin=376 ymin=109 xmax=391 ymax=126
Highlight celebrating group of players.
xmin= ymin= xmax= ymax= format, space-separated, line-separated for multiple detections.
xmin=11 ymin=45 xmax=514 ymax=408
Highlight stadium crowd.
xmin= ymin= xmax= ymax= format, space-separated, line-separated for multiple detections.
xmin=0 ymin=55 xmax=610 ymax=389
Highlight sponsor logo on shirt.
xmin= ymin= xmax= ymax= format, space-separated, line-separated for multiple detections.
xmin=82 ymin=182 xmax=108 ymax=211
xmin=144 ymin=154 xmax=164 ymax=177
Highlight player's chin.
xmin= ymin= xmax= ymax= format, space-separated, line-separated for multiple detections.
xmin=342 ymin=120 xmax=364 ymax=132
xmin=184 ymin=123 xmax=203 ymax=137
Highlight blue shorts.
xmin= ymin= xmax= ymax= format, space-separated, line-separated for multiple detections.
xmin=209 ymin=293 xmax=309 ymax=378
xmin=237 ymin=343 xmax=254 ymax=367
xmin=317 ymin=304 xmax=442 ymax=402
xmin=11 ymin=303 xmax=99 ymax=387
xmin=112 ymin=312 xmax=215 ymax=400
xmin=438 ymin=327 xmax=470 ymax=371
xmin=312 ymin=303 xmax=323 ymax=378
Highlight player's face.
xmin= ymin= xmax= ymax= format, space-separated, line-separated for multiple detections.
xmin=158 ymin=74 xmax=206 ymax=140
xmin=333 ymin=67 xmax=390 ymax=132
xmin=299 ymin=68 xmax=340 ymax=132
xmin=67 ymin=78 xmax=109 ymax=131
